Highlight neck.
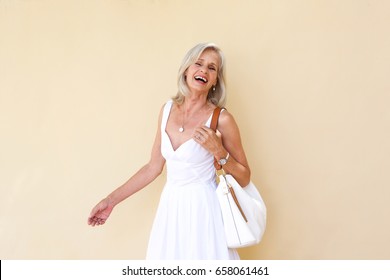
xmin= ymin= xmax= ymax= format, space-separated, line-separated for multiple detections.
xmin=178 ymin=94 xmax=211 ymax=133
xmin=182 ymin=93 xmax=209 ymax=114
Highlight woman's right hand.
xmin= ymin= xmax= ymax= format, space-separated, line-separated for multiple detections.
xmin=88 ymin=198 xmax=114 ymax=227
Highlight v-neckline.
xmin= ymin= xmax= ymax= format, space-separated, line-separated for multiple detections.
xmin=164 ymin=130 xmax=195 ymax=152
xmin=163 ymin=102 xmax=213 ymax=153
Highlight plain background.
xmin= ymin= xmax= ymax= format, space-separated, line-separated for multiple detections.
xmin=1 ymin=0 xmax=389 ymax=259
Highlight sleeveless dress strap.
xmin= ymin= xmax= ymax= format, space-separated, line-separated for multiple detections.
xmin=161 ymin=100 xmax=173 ymax=132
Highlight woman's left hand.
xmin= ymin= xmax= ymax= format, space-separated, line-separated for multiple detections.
xmin=193 ymin=126 xmax=225 ymax=157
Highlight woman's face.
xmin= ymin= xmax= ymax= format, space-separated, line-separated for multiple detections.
xmin=185 ymin=49 xmax=220 ymax=94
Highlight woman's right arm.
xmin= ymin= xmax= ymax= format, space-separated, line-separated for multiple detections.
xmin=88 ymin=106 xmax=166 ymax=226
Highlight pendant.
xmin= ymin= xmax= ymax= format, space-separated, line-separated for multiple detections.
xmin=179 ymin=127 xmax=184 ymax=133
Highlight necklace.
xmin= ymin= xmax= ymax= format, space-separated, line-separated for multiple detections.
xmin=179 ymin=102 xmax=208 ymax=133
xmin=179 ymin=109 xmax=189 ymax=133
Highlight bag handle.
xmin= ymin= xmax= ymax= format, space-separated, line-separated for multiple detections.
xmin=212 ymin=109 xmax=248 ymax=222
xmin=210 ymin=107 xmax=223 ymax=170
xmin=210 ymin=106 xmax=223 ymax=132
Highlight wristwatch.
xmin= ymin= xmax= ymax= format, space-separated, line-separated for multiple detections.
xmin=218 ymin=152 xmax=230 ymax=166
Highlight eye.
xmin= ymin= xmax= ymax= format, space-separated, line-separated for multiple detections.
xmin=209 ymin=66 xmax=216 ymax=71
xmin=195 ymin=62 xmax=202 ymax=66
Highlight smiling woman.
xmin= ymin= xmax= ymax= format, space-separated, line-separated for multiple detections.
xmin=88 ymin=43 xmax=251 ymax=260
xmin=174 ymin=43 xmax=227 ymax=107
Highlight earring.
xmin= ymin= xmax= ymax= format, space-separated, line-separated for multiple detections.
xmin=212 ymin=85 xmax=216 ymax=92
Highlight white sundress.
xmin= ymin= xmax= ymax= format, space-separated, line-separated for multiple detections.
xmin=146 ymin=100 xmax=239 ymax=260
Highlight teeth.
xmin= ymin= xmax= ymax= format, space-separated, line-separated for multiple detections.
xmin=195 ymin=76 xmax=207 ymax=83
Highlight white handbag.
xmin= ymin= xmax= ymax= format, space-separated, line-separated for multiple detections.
xmin=216 ymin=169 xmax=267 ymax=248
xmin=210 ymin=107 xmax=266 ymax=249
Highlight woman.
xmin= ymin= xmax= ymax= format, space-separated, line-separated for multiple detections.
xmin=88 ymin=42 xmax=251 ymax=260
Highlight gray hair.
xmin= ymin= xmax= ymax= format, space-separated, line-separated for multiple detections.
xmin=173 ymin=43 xmax=227 ymax=107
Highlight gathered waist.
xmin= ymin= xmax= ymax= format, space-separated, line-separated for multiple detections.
xmin=166 ymin=159 xmax=216 ymax=186
xmin=165 ymin=178 xmax=217 ymax=189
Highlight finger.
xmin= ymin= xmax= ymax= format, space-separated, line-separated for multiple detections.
xmin=89 ymin=206 xmax=99 ymax=219
xmin=193 ymin=127 xmax=203 ymax=136
xmin=193 ymin=128 xmax=204 ymax=140
xmin=196 ymin=126 xmax=210 ymax=136
xmin=201 ymin=126 xmax=213 ymax=133
xmin=88 ymin=213 xmax=99 ymax=225
xmin=195 ymin=125 xmax=210 ymax=133
xmin=92 ymin=219 xmax=102 ymax=226
xmin=193 ymin=133 xmax=204 ymax=142
xmin=88 ymin=216 xmax=97 ymax=225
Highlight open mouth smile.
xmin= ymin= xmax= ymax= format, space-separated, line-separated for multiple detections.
xmin=194 ymin=75 xmax=208 ymax=83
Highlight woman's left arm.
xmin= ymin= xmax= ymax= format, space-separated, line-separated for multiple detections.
xmin=193 ymin=110 xmax=251 ymax=186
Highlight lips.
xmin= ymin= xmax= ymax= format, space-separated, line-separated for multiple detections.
xmin=194 ymin=75 xmax=208 ymax=83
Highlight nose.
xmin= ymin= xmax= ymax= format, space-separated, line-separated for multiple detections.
xmin=200 ymin=66 xmax=208 ymax=74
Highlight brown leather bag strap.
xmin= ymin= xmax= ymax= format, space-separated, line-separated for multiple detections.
xmin=210 ymin=107 xmax=223 ymax=132
xmin=210 ymin=107 xmax=224 ymax=170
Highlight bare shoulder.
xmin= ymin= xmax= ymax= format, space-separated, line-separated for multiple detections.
xmin=158 ymin=100 xmax=173 ymax=117
xmin=218 ymin=109 xmax=240 ymax=133
xmin=217 ymin=108 xmax=249 ymax=169
xmin=157 ymin=103 xmax=166 ymax=121
xmin=154 ymin=102 xmax=169 ymax=131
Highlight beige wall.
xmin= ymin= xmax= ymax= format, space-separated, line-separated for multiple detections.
xmin=1 ymin=0 xmax=389 ymax=259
